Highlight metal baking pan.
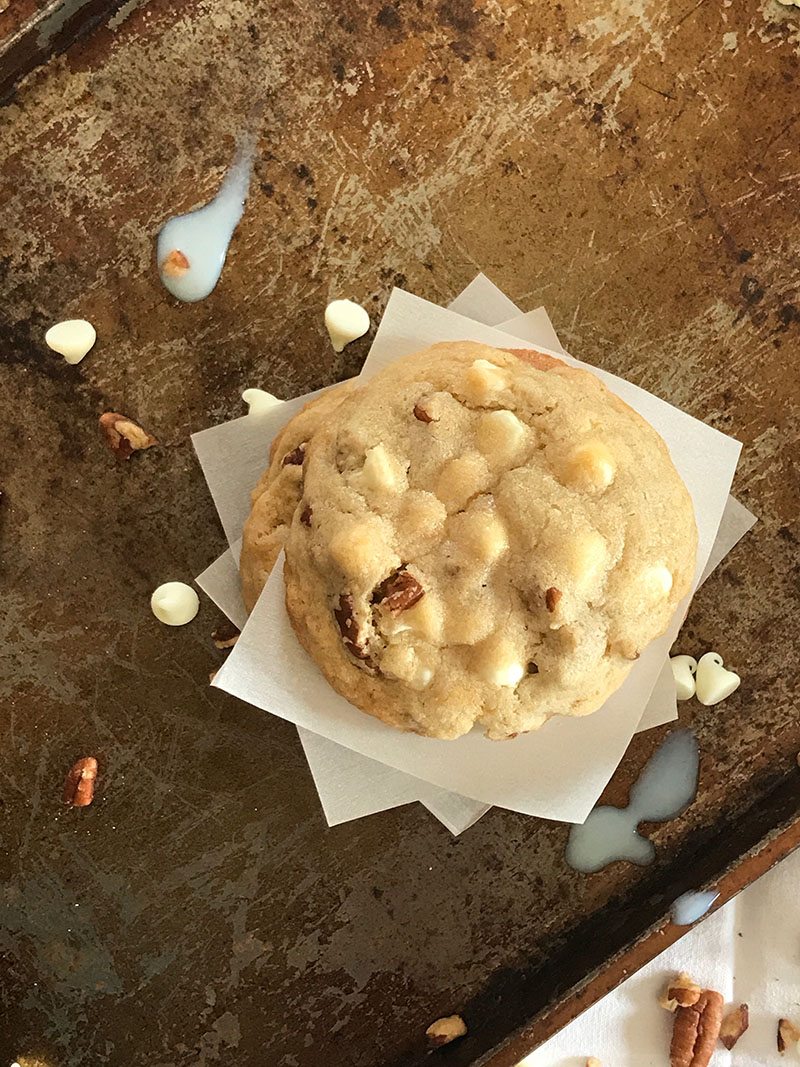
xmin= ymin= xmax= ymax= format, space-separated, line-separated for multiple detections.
xmin=2 ymin=0 xmax=798 ymax=1064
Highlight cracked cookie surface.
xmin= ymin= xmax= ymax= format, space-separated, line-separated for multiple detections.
xmin=275 ymin=341 xmax=697 ymax=739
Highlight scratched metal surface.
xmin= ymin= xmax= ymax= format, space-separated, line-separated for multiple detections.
xmin=1 ymin=1 xmax=799 ymax=1065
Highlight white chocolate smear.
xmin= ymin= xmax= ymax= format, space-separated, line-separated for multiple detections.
xmin=151 ymin=582 xmax=200 ymax=626
xmin=670 ymin=654 xmax=698 ymax=701
xmin=670 ymin=888 xmax=719 ymax=926
xmin=324 ymin=299 xmax=370 ymax=352
xmin=242 ymin=388 xmax=282 ymax=416
xmin=45 ymin=319 xmax=96 ymax=364
xmin=157 ymin=132 xmax=256 ymax=303
xmin=695 ymin=651 xmax=741 ymax=706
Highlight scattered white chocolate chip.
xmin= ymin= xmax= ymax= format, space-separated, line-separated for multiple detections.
xmin=463 ymin=358 xmax=509 ymax=405
xmin=776 ymin=0 xmax=800 ymax=8
xmin=643 ymin=563 xmax=673 ymax=600
xmin=45 ymin=319 xmax=96 ymax=365
xmin=670 ymin=654 xmax=698 ymax=701
xmin=695 ymin=651 xmax=741 ymax=706
xmin=473 ymin=635 xmax=525 ymax=688
xmin=324 ymin=299 xmax=370 ymax=352
xmin=150 ymin=582 xmax=200 ymax=626
xmin=358 ymin=444 xmax=407 ymax=494
xmin=476 ymin=409 xmax=526 ymax=464
xmin=242 ymin=388 xmax=282 ymax=415
xmin=563 ymin=440 xmax=616 ymax=491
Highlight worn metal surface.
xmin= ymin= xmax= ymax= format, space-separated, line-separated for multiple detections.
xmin=1 ymin=1 xmax=799 ymax=1065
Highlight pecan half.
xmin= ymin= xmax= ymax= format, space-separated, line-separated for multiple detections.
xmin=99 ymin=412 xmax=158 ymax=460
xmin=211 ymin=621 xmax=240 ymax=649
xmin=413 ymin=401 xmax=434 ymax=423
xmin=300 ymin=504 xmax=313 ymax=527
xmin=425 ymin=1015 xmax=467 ymax=1047
xmin=373 ymin=568 xmax=425 ymax=613
xmin=778 ymin=1017 xmax=800 ymax=1053
xmin=670 ymin=988 xmax=723 ymax=1067
xmin=719 ymin=1004 xmax=749 ymax=1051
xmin=63 ymin=756 xmax=98 ymax=807
xmin=281 ymin=443 xmax=306 ymax=467
xmin=545 ymin=586 xmax=562 ymax=612
xmin=333 ymin=594 xmax=371 ymax=662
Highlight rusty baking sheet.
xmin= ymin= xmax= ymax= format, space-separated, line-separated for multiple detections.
xmin=1 ymin=1 xmax=799 ymax=1065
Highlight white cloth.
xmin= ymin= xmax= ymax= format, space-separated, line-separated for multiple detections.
xmin=522 ymin=847 xmax=800 ymax=1065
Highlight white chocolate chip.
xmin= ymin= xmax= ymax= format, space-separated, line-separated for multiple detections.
xmin=328 ymin=519 xmax=397 ymax=582
xmin=381 ymin=643 xmax=435 ymax=689
xmin=643 ymin=563 xmax=674 ymax=600
xmin=565 ymin=529 xmax=608 ymax=593
xmin=563 ymin=440 xmax=616 ymax=491
xmin=435 ymin=451 xmax=491 ymax=511
xmin=463 ymin=358 xmax=509 ymax=405
xmin=45 ymin=319 xmax=96 ymax=365
xmin=242 ymin=388 xmax=282 ymax=415
xmin=670 ymin=654 xmax=698 ymax=701
xmin=695 ymin=651 xmax=741 ymax=706
xmin=324 ymin=299 xmax=370 ymax=352
xmin=476 ymin=409 xmax=527 ymax=464
xmin=357 ymin=444 xmax=407 ymax=494
xmin=150 ymin=582 xmax=200 ymax=626
xmin=452 ymin=507 xmax=508 ymax=564
xmin=473 ymin=635 xmax=525 ymax=688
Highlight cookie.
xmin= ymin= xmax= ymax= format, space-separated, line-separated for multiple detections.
xmin=240 ymin=381 xmax=356 ymax=612
xmin=279 ymin=340 xmax=697 ymax=740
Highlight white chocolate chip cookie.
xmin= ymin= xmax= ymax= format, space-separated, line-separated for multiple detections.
xmin=273 ymin=341 xmax=697 ymax=740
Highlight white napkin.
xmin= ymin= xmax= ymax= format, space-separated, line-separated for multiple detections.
xmin=523 ymin=846 xmax=800 ymax=1066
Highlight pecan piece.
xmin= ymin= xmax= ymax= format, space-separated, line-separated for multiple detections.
xmin=281 ymin=443 xmax=306 ymax=467
xmin=63 ymin=756 xmax=98 ymax=807
xmin=333 ymin=594 xmax=371 ymax=662
xmin=670 ymin=988 xmax=723 ymax=1067
xmin=425 ymin=1015 xmax=467 ymax=1047
xmin=778 ymin=1017 xmax=800 ymax=1053
xmin=373 ymin=567 xmax=425 ymax=613
xmin=99 ymin=412 xmax=157 ymax=460
xmin=719 ymin=1004 xmax=749 ymax=1051
xmin=413 ymin=401 xmax=434 ymax=423
xmin=545 ymin=586 xmax=562 ymax=612
xmin=299 ymin=504 xmax=313 ymax=527
xmin=211 ymin=621 xmax=240 ymax=649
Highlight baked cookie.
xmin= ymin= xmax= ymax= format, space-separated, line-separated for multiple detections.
xmin=240 ymin=381 xmax=356 ymax=611
xmin=279 ymin=340 xmax=697 ymax=740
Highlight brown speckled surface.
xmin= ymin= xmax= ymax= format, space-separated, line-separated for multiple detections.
xmin=1 ymin=1 xmax=799 ymax=1065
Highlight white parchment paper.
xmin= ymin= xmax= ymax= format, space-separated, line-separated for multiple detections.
xmin=209 ymin=288 xmax=743 ymax=822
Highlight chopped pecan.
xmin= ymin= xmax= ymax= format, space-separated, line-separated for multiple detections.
xmin=373 ymin=568 xmax=425 ymax=613
xmin=545 ymin=586 xmax=562 ymax=612
xmin=425 ymin=1015 xmax=467 ymax=1047
xmin=527 ymin=661 xmax=540 ymax=675
xmin=300 ymin=504 xmax=313 ymax=527
xmin=778 ymin=1017 xmax=800 ymax=1053
xmin=670 ymin=988 xmax=723 ymax=1067
xmin=719 ymin=1004 xmax=749 ymax=1051
xmin=99 ymin=412 xmax=157 ymax=460
xmin=63 ymin=756 xmax=98 ymax=807
xmin=413 ymin=401 xmax=434 ymax=423
xmin=333 ymin=594 xmax=371 ymax=662
xmin=660 ymin=973 xmax=703 ymax=1012
xmin=281 ymin=443 xmax=306 ymax=467
xmin=211 ymin=621 xmax=240 ymax=649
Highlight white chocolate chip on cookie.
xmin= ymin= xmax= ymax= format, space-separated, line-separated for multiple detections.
xmin=642 ymin=563 xmax=674 ymax=600
xmin=463 ymin=358 xmax=509 ymax=405
xmin=435 ymin=451 xmax=491 ymax=511
xmin=476 ymin=409 xmax=527 ymax=465
xmin=473 ymin=633 xmax=525 ymax=688
xmin=328 ymin=519 xmax=397 ymax=582
xmin=451 ymin=505 xmax=509 ymax=564
xmin=565 ymin=529 xmax=609 ymax=593
xmin=381 ymin=643 xmax=435 ymax=689
xmin=356 ymin=444 xmax=408 ymax=495
xmin=563 ymin=440 xmax=616 ymax=491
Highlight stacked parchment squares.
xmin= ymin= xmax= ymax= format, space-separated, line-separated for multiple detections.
xmin=193 ymin=275 xmax=754 ymax=835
